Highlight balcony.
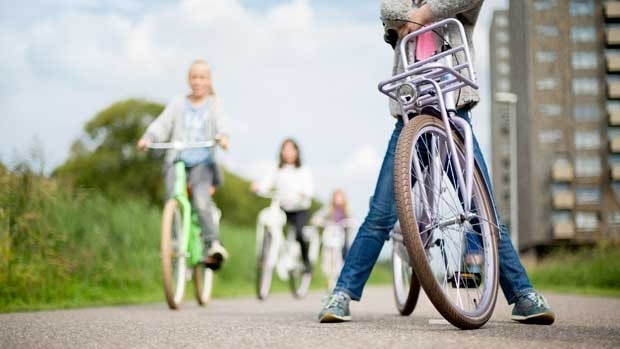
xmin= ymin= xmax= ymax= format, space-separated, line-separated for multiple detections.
xmin=552 ymin=161 xmax=573 ymax=182
xmin=608 ymin=27 xmax=620 ymax=46
xmin=612 ymin=164 xmax=620 ymax=180
xmin=605 ymin=2 xmax=620 ymax=19
xmin=553 ymin=221 xmax=575 ymax=239
xmin=609 ymin=80 xmax=620 ymax=98
xmin=608 ymin=53 xmax=620 ymax=72
xmin=610 ymin=110 xmax=620 ymax=125
xmin=611 ymin=137 xmax=620 ymax=152
xmin=553 ymin=191 xmax=575 ymax=209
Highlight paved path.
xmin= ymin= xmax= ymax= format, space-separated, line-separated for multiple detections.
xmin=1 ymin=287 xmax=619 ymax=348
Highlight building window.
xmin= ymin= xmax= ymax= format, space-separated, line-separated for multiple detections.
xmin=537 ymin=25 xmax=559 ymax=37
xmin=575 ymin=156 xmax=602 ymax=177
xmin=497 ymin=47 xmax=510 ymax=59
xmin=553 ymin=211 xmax=572 ymax=223
xmin=609 ymin=211 xmax=620 ymax=226
xmin=570 ymin=1 xmax=595 ymax=16
xmin=536 ymin=78 xmax=558 ymax=90
xmin=536 ymin=51 xmax=557 ymax=63
xmin=539 ymin=104 xmax=562 ymax=116
xmin=497 ymin=62 xmax=510 ymax=75
xmin=574 ymin=103 xmax=601 ymax=121
xmin=497 ymin=78 xmax=510 ymax=92
xmin=539 ymin=130 xmax=563 ymax=143
xmin=572 ymin=52 xmax=598 ymax=70
xmin=607 ymin=101 xmax=620 ymax=114
xmin=575 ymin=187 xmax=601 ymax=205
xmin=574 ymin=130 xmax=601 ymax=150
xmin=572 ymin=77 xmax=599 ymax=96
xmin=534 ymin=0 xmax=557 ymax=11
xmin=571 ymin=26 xmax=597 ymax=43
xmin=496 ymin=31 xmax=509 ymax=43
xmin=575 ymin=211 xmax=599 ymax=231
xmin=496 ymin=15 xmax=509 ymax=28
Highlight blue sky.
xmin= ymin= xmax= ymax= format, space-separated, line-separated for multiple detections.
xmin=0 ymin=0 xmax=507 ymax=220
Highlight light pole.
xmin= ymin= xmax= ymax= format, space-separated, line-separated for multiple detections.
xmin=495 ymin=92 xmax=519 ymax=250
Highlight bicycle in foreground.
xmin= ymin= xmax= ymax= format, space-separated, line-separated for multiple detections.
xmin=255 ymin=192 xmax=320 ymax=300
xmin=149 ymin=140 xmax=221 ymax=310
xmin=379 ymin=18 xmax=500 ymax=329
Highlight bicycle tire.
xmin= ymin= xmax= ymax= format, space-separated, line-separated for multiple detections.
xmin=194 ymin=264 xmax=214 ymax=306
xmin=394 ymin=115 xmax=499 ymax=329
xmin=391 ymin=246 xmax=421 ymax=316
xmin=161 ymin=199 xmax=187 ymax=310
xmin=256 ymin=229 xmax=273 ymax=300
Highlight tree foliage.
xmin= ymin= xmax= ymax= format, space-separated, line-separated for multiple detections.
xmin=53 ymin=98 xmax=275 ymax=226
xmin=54 ymin=99 xmax=166 ymax=203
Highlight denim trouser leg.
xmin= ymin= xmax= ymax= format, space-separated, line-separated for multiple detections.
xmin=334 ymin=119 xmax=403 ymax=301
xmin=455 ymin=110 xmax=534 ymax=304
xmin=165 ymin=163 xmax=220 ymax=245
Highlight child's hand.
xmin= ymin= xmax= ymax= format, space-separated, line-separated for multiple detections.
xmin=250 ymin=182 xmax=260 ymax=193
xmin=398 ymin=5 xmax=433 ymax=39
xmin=216 ymin=135 xmax=230 ymax=150
xmin=137 ymin=137 xmax=151 ymax=152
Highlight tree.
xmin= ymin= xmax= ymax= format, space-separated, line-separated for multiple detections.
xmin=54 ymin=99 xmax=166 ymax=203
xmin=53 ymin=98 xmax=277 ymax=226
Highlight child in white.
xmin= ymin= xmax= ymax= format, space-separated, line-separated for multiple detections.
xmin=255 ymin=138 xmax=314 ymax=273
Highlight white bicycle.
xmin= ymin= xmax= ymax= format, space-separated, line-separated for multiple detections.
xmin=255 ymin=193 xmax=320 ymax=300
xmin=313 ymin=218 xmax=355 ymax=292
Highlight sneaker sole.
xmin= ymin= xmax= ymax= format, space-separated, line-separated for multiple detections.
xmin=319 ymin=313 xmax=351 ymax=323
xmin=511 ymin=312 xmax=555 ymax=325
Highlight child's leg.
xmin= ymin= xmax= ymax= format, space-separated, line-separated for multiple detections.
xmin=286 ymin=210 xmax=311 ymax=267
xmin=334 ymin=119 xmax=403 ymax=301
xmin=187 ymin=163 xmax=219 ymax=246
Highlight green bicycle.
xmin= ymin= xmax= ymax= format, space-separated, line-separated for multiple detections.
xmin=149 ymin=140 xmax=220 ymax=310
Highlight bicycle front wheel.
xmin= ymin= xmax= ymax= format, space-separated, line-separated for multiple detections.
xmin=394 ymin=115 xmax=499 ymax=329
xmin=161 ymin=199 xmax=187 ymax=310
xmin=256 ymin=228 xmax=273 ymax=300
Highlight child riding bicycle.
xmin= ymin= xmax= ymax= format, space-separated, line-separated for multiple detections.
xmin=253 ymin=138 xmax=315 ymax=274
xmin=311 ymin=189 xmax=353 ymax=259
xmin=137 ymin=59 xmax=229 ymax=266
xmin=318 ymin=0 xmax=555 ymax=325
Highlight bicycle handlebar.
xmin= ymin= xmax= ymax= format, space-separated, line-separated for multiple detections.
xmin=148 ymin=140 xmax=217 ymax=150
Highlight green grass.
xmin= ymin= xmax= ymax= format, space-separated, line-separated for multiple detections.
xmin=0 ymin=169 xmax=392 ymax=313
xmin=528 ymin=242 xmax=620 ymax=297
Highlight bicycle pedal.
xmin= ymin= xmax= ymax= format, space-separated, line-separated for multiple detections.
xmin=449 ymin=271 xmax=481 ymax=289
xmin=203 ymin=256 xmax=223 ymax=270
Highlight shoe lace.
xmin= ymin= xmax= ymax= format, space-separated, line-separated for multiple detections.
xmin=524 ymin=293 xmax=547 ymax=308
xmin=323 ymin=292 xmax=348 ymax=309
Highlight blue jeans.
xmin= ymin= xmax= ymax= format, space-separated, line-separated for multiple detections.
xmin=334 ymin=111 xmax=534 ymax=304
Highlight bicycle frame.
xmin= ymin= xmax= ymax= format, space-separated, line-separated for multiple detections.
xmin=172 ymin=161 xmax=204 ymax=266
xmin=378 ymin=18 xmax=478 ymax=216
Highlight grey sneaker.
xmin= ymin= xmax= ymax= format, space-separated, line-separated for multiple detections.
xmin=511 ymin=292 xmax=556 ymax=325
xmin=318 ymin=291 xmax=351 ymax=323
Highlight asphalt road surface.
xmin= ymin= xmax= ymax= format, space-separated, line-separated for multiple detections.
xmin=1 ymin=286 xmax=619 ymax=348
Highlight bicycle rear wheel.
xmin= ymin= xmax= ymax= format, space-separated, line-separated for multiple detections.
xmin=161 ymin=199 xmax=187 ymax=310
xmin=391 ymin=241 xmax=421 ymax=316
xmin=193 ymin=264 xmax=214 ymax=306
xmin=256 ymin=229 xmax=273 ymax=300
xmin=394 ymin=115 xmax=499 ymax=329
xmin=289 ymin=263 xmax=312 ymax=299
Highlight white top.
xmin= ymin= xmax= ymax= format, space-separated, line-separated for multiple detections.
xmin=258 ymin=164 xmax=314 ymax=212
